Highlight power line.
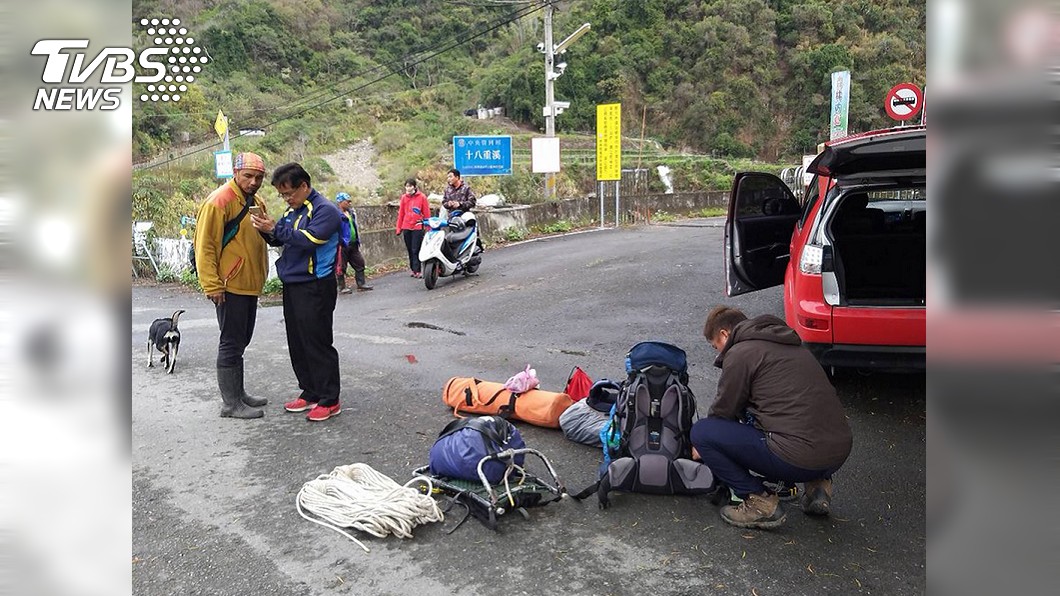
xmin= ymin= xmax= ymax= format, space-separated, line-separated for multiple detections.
xmin=441 ymin=0 xmax=538 ymax=7
xmin=137 ymin=0 xmax=553 ymax=171
xmin=250 ymin=0 xmax=550 ymax=125
xmin=136 ymin=1 xmax=544 ymax=126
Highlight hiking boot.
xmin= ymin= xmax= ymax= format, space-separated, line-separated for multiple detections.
xmin=284 ymin=397 xmax=314 ymax=412
xmin=720 ymin=491 xmax=786 ymax=529
xmin=354 ymin=271 xmax=373 ymax=291
xmin=339 ymin=287 xmax=353 ymax=294
xmin=801 ymin=478 xmax=833 ymax=516
xmin=307 ymin=403 xmax=341 ymax=422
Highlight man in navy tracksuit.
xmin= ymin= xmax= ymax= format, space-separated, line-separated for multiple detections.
xmin=250 ymin=163 xmax=343 ymax=422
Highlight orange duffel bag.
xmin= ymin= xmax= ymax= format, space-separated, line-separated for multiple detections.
xmin=442 ymin=377 xmax=575 ymax=429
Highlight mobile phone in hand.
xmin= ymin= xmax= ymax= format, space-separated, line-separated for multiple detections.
xmin=248 ymin=205 xmax=263 ymax=217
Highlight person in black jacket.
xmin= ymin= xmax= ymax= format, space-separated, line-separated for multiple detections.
xmin=442 ymin=168 xmax=483 ymax=252
xmin=442 ymin=168 xmax=476 ymax=212
xmin=691 ymin=306 xmax=853 ymax=530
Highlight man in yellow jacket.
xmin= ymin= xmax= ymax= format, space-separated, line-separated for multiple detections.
xmin=194 ymin=152 xmax=270 ymax=419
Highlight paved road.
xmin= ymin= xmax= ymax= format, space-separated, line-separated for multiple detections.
xmin=132 ymin=220 xmax=925 ymax=595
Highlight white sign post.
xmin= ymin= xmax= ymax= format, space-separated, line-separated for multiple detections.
xmin=214 ymin=150 xmax=233 ymax=178
xmin=531 ymin=137 xmax=561 ymax=173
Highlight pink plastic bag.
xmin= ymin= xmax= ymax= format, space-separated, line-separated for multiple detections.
xmin=504 ymin=364 xmax=540 ymax=394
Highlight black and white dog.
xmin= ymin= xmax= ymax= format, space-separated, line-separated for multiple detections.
xmin=147 ymin=309 xmax=185 ymax=374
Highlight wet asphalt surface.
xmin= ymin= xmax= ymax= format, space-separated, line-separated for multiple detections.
xmin=132 ymin=219 xmax=925 ymax=595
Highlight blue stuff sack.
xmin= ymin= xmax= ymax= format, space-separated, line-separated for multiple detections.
xmin=625 ymin=341 xmax=688 ymax=376
xmin=429 ymin=416 xmax=526 ymax=483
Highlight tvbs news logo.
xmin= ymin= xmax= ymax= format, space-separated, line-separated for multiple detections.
xmin=32 ymin=17 xmax=207 ymax=111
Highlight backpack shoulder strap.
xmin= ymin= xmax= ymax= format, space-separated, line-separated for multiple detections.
xmin=571 ymin=481 xmax=600 ymax=501
xmin=221 ymin=199 xmax=252 ymax=248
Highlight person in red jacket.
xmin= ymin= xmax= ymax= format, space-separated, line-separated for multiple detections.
xmin=395 ymin=178 xmax=431 ymax=278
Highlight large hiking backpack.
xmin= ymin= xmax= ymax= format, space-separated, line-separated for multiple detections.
xmin=428 ymin=416 xmax=526 ymax=484
xmin=577 ymin=341 xmax=714 ymax=508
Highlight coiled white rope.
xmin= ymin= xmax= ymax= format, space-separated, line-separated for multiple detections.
xmin=296 ymin=463 xmax=444 ymax=553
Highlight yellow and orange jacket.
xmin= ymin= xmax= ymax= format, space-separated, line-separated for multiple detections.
xmin=193 ymin=180 xmax=269 ymax=296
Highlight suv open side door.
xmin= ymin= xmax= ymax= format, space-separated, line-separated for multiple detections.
xmin=725 ymin=173 xmax=802 ymax=296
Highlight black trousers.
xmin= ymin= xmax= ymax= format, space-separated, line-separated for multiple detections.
xmin=282 ymin=278 xmax=340 ymax=406
xmin=336 ymin=242 xmax=366 ymax=284
xmin=215 ymin=292 xmax=258 ymax=368
xmin=402 ymin=229 xmax=425 ymax=273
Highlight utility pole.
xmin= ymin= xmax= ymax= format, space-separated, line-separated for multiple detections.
xmin=543 ymin=4 xmax=556 ymax=201
xmin=540 ymin=11 xmax=590 ymax=201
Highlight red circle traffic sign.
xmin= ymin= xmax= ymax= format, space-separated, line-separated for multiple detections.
xmin=885 ymin=83 xmax=923 ymax=121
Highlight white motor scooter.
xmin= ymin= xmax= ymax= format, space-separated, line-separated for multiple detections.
xmin=417 ymin=209 xmax=483 ymax=290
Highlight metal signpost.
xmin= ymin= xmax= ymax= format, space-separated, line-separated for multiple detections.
xmin=213 ymin=109 xmax=232 ymax=178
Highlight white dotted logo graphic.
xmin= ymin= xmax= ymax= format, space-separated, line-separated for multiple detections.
xmin=137 ymin=17 xmax=207 ymax=103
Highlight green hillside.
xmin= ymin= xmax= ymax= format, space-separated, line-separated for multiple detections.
xmin=132 ymin=0 xmax=924 ymax=234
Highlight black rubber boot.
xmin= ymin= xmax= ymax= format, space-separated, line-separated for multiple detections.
xmin=355 ymin=270 xmax=373 ymax=291
xmin=219 ymin=366 xmax=263 ymax=419
xmin=236 ymin=362 xmax=268 ymax=407
xmin=338 ymin=276 xmax=351 ymax=294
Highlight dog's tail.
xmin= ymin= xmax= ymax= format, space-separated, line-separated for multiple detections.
xmin=170 ymin=309 xmax=186 ymax=329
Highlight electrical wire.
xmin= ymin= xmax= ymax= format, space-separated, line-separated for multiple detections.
xmin=137 ymin=0 xmax=554 ymax=171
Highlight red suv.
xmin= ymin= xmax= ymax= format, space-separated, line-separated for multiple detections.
xmin=725 ymin=126 xmax=926 ymax=369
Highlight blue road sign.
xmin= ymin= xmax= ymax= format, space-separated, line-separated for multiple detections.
xmin=453 ymin=135 xmax=512 ymax=176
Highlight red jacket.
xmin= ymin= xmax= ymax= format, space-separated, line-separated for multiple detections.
xmin=396 ymin=191 xmax=430 ymax=233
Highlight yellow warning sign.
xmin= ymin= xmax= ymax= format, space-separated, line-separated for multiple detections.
xmin=596 ymin=103 xmax=621 ymax=181
xmin=214 ymin=110 xmax=229 ymax=141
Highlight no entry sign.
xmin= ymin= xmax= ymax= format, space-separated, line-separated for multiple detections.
xmin=885 ymin=83 xmax=923 ymax=121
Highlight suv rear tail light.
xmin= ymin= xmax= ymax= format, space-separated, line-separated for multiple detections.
xmin=800 ymin=245 xmax=823 ymax=274
xmin=799 ymin=244 xmax=834 ymax=275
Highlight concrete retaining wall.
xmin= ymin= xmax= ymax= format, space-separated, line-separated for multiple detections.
xmin=147 ymin=191 xmax=730 ymax=275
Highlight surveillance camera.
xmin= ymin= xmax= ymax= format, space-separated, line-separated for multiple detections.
xmin=557 ymin=62 xmax=567 ymax=72
xmin=536 ymin=42 xmax=545 ymax=52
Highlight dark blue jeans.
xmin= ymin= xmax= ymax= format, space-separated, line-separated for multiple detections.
xmin=690 ymin=416 xmax=838 ymax=498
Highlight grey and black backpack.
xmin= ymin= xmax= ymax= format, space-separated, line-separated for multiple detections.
xmin=574 ymin=341 xmax=715 ymax=508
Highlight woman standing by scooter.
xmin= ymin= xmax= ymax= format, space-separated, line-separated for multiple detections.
xmin=395 ymin=178 xmax=430 ymax=278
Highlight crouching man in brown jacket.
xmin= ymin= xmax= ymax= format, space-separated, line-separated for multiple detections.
xmin=691 ymin=306 xmax=852 ymax=530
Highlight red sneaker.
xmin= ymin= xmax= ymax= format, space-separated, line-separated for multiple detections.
xmin=284 ymin=397 xmax=314 ymax=412
xmin=307 ymin=403 xmax=341 ymax=421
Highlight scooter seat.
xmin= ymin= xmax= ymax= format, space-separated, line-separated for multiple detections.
xmin=446 ymin=228 xmax=474 ymax=244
